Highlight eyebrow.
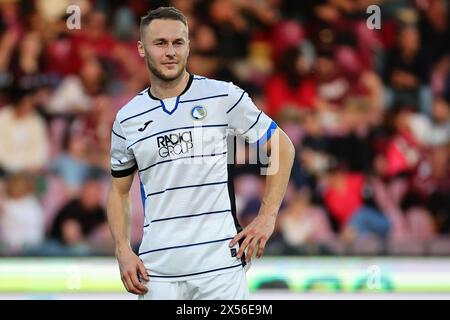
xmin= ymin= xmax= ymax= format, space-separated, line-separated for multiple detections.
xmin=153 ymin=38 xmax=185 ymax=43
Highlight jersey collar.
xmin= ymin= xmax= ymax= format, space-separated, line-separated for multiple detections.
xmin=147 ymin=73 xmax=193 ymax=115
xmin=147 ymin=73 xmax=194 ymax=101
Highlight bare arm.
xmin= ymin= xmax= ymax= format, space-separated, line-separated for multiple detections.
xmin=107 ymin=173 xmax=148 ymax=295
xmin=230 ymin=127 xmax=295 ymax=262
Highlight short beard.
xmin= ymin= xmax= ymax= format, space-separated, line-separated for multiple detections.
xmin=145 ymin=49 xmax=185 ymax=82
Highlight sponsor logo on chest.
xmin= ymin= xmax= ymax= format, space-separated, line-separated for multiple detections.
xmin=156 ymin=131 xmax=193 ymax=158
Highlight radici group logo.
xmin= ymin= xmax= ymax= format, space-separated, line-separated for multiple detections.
xmin=156 ymin=131 xmax=194 ymax=158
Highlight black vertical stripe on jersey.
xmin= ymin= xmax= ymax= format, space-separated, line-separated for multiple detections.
xmin=227 ymin=135 xmax=247 ymax=267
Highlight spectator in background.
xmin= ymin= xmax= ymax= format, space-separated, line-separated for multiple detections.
xmin=383 ymin=25 xmax=430 ymax=111
xmin=326 ymin=97 xmax=376 ymax=172
xmin=427 ymin=95 xmax=449 ymax=146
xmin=417 ymin=0 xmax=449 ymax=97
xmin=371 ymin=124 xmax=436 ymax=241
xmin=45 ymin=28 xmax=80 ymax=77
xmin=48 ymin=133 xmax=94 ymax=194
xmin=47 ymin=175 xmax=110 ymax=255
xmin=417 ymin=0 xmax=449 ymax=66
xmin=411 ymin=145 xmax=450 ymax=234
xmin=0 ymin=173 xmax=45 ymax=254
xmin=427 ymin=95 xmax=450 ymax=146
xmin=8 ymin=31 xmax=52 ymax=92
xmin=265 ymin=47 xmax=317 ymax=118
xmin=377 ymin=105 xmax=422 ymax=178
xmin=322 ymin=167 xmax=390 ymax=242
xmin=46 ymin=56 xmax=108 ymax=115
xmin=71 ymin=10 xmax=118 ymax=73
xmin=0 ymin=86 xmax=49 ymax=174
xmin=296 ymin=110 xmax=331 ymax=189
xmin=314 ymin=49 xmax=351 ymax=110
xmin=268 ymin=19 xmax=304 ymax=67
xmin=69 ymin=94 xmax=115 ymax=172
xmin=0 ymin=20 xmax=18 ymax=88
xmin=322 ymin=167 xmax=365 ymax=231
xmin=278 ymin=188 xmax=334 ymax=248
xmin=205 ymin=0 xmax=250 ymax=60
xmin=314 ymin=47 xmax=383 ymax=133
xmin=336 ymin=46 xmax=384 ymax=125
xmin=407 ymin=94 xmax=450 ymax=147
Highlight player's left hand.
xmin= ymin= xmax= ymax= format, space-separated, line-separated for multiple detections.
xmin=229 ymin=213 xmax=277 ymax=263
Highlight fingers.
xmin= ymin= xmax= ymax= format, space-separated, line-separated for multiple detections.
xmin=121 ymin=267 xmax=149 ymax=295
xmin=235 ymin=233 xmax=268 ymax=262
xmin=236 ymin=233 xmax=252 ymax=259
xmin=229 ymin=230 xmax=246 ymax=248
xmin=129 ymin=271 xmax=148 ymax=294
xmin=245 ymin=237 xmax=260 ymax=263
xmin=122 ymin=277 xmax=130 ymax=292
xmin=256 ymin=236 xmax=267 ymax=258
xmin=137 ymin=259 xmax=149 ymax=282
xmin=232 ymin=222 xmax=271 ymax=261
xmin=117 ymin=251 xmax=150 ymax=295
xmin=122 ymin=273 xmax=140 ymax=295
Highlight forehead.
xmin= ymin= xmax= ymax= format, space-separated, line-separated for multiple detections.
xmin=144 ymin=19 xmax=188 ymax=40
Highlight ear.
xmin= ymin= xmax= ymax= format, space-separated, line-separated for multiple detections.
xmin=137 ymin=41 xmax=145 ymax=58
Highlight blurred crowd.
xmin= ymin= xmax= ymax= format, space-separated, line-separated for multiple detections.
xmin=0 ymin=0 xmax=449 ymax=257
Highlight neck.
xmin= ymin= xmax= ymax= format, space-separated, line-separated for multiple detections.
xmin=149 ymin=71 xmax=189 ymax=99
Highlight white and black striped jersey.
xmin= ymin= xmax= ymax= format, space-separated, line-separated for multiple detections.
xmin=110 ymin=74 xmax=277 ymax=281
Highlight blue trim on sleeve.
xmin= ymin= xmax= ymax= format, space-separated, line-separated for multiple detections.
xmin=139 ymin=180 xmax=146 ymax=212
xmin=256 ymin=120 xmax=278 ymax=147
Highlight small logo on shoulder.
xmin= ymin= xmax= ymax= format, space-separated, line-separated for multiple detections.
xmin=191 ymin=105 xmax=207 ymax=120
xmin=230 ymin=248 xmax=237 ymax=257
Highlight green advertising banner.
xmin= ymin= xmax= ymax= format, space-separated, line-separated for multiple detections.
xmin=1 ymin=257 xmax=450 ymax=293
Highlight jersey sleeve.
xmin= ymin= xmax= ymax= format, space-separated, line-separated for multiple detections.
xmin=226 ymin=82 xmax=277 ymax=146
xmin=110 ymin=118 xmax=137 ymax=177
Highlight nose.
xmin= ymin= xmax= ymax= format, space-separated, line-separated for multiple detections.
xmin=166 ymin=43 xmax=176 ymax=57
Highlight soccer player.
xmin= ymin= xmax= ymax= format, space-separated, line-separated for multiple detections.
xmin=107 ymin=6 xmax=295 ymax=300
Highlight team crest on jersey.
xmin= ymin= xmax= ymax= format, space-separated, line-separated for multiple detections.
xmin=191 ymin=105 xmax=207 ymax=120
